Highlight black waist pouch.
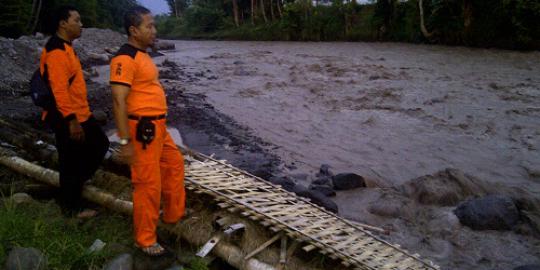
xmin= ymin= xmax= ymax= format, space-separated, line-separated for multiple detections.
xmin=136 ymin=118 xmax=155 ymax=149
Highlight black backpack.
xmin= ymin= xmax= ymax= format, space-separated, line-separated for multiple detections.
xmin=30 ymin=65 xmax=55 ymax=110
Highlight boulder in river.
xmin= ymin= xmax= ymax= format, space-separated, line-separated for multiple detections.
xmin=454 ymin=195 xmax=520 ymax=231
xmin=400 ymin=168 xmax=491 ymax=206
xmin=332 ymin=173 xmax=366 ymax=190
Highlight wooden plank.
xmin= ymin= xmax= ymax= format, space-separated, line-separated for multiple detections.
xmin=244 ymin=233 xmax=283 ymax=260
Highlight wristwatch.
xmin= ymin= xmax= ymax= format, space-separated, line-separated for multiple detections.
xmin=119 ymin=138 xmax=130 ymax=146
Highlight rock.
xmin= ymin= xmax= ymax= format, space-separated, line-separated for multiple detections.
xmin=11 ymin=193 xmax=33 ymax=204
xmin=514 ymin=264 xmax=540 ymax=270
xmin=312 ymin=176 xmax=332 ymax=187
xmin=293 ymin=185 xmax=338 ymax=213
xmin=269 ymin=177 xmax=295 ymax=192
xmin=309 ymin=185 xmax=336 ymax=197
xmin=88 ymin=239 xmax=106 ymax=253
xmin=317 ymin=164 xmax=333 ymax=177
xmin=5 ymin=247 xmax=47 ymax=270
xmin=400 ymin=168 xmax=491 ymax=206
xmin=103 ymin=253 xmax=133 ymax=270
xmin=332 ymin=173 xmax=365 ymax=190
xmin=154 ymin=40 xmax=175 ymax=51
xmin=233 ymin=60 xmax=244 ymax=65
xmin=454 ymin=195 xmax=520 ymax=230
xmin=87 ymin=52 xmax=110 ymax=66
xmin=105 ymin=47 xmax=120 ymax=54
xmin=34 ymin=32 xmax=45 ymax=39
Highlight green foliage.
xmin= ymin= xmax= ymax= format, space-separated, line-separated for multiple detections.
xmin=0 ymin=0 xmax=137 ymax=37
xmin=0 ymin=0 xmax=33 ymax=38
xmin=0 ymin=197 xmax=132 ymax=269
xmin=505 ymin=0 xmax=540 ymax=48
xmin=159 ymin=0 xmax=540 ymax=49
xmin=184 ymin=4 xmax=226 ymax=33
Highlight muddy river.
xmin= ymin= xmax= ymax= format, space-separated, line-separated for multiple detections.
xmin=159 ymin=41 xmax=540 ymax=188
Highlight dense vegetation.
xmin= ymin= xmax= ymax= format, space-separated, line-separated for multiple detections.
xmin=0 ymin=0 xmax=138 ymax=37
xmin=156 ymin=0 xmax=540 ymax=49
xmin=1 ymin=0 xmax=538 ymax=49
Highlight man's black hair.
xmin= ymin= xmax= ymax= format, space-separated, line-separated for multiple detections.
xmin=124 ymin=6 xmax=151 ymax=36
xmin=53 ymin=5 xmax=79 ymax=32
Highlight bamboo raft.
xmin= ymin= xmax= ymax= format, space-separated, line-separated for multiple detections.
xmin=0 ymin=117 xmax=439 ymax=270
xmin=183 ymin=151 xmax=439 ymax=270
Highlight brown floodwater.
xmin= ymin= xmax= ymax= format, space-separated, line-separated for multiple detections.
xmin=160 ymin=41 xmax=540 ymax=189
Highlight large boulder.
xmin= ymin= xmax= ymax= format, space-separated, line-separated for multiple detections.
xmin=5 ymin=247 xmax=47 ymax=270
xmin=400 ymin=168 xmax=491 ymax=206
xmin=332 ymin=173 xmax=365 ymax=190
xmin=454 ymin=195 xmax=520 ymax=230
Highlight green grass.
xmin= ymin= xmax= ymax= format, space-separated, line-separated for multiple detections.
xmin=0 ymin=196 xmax=133 ymax=269
xmin=0 ymin=193 xmax=211 ymax=270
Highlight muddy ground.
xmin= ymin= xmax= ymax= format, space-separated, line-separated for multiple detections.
xmin=1 ymin=32 xmax=540 ymax=270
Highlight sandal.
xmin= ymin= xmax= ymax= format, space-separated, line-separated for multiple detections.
xmin=136 ymin=243 xmax=167 ymax=257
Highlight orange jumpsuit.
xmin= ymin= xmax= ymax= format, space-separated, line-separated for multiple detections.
xmin=110 ymin=43 xmax=185 ymax=247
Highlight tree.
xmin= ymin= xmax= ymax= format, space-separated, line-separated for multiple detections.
xmin=0 ymin=0 xmax=33 ymax=37
xmin=418 ymin=0 xmax=433 ymax=40
xmin=232 ymin=0 xmax=240 ymax=26
xmin=167 ymin=0 xmax=190 ymax=17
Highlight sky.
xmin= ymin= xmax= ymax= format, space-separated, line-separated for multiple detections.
xmin=137 ymin=0 xmax=170 ymax=15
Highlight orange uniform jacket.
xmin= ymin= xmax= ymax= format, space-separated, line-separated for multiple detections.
xmin=40 ymin=35 xmax=90 ymax=122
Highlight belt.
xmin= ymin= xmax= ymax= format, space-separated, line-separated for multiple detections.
xmin=128 ymin=114 xmax=166 ymax=121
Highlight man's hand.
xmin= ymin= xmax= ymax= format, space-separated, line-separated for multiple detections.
xmin=117 ymin=142 xmax=135 ymax=165
xmin=69 ymin=118 xmax=85 ymax=142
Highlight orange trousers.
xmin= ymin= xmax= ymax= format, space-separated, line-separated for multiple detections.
xmin=128 ymin=118 xmax=185 ymax=247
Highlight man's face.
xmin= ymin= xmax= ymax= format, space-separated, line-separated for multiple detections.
xmin=131 ymin=13 xmax=157 ymax=47
xmin=61 ymin=11 xmax=83 ymax=40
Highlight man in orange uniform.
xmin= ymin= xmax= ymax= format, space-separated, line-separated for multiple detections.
xmin=109 ymin=6 xmax=185 ymax=256
xmin=41 ymin=5 xmax=109 ymax=218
